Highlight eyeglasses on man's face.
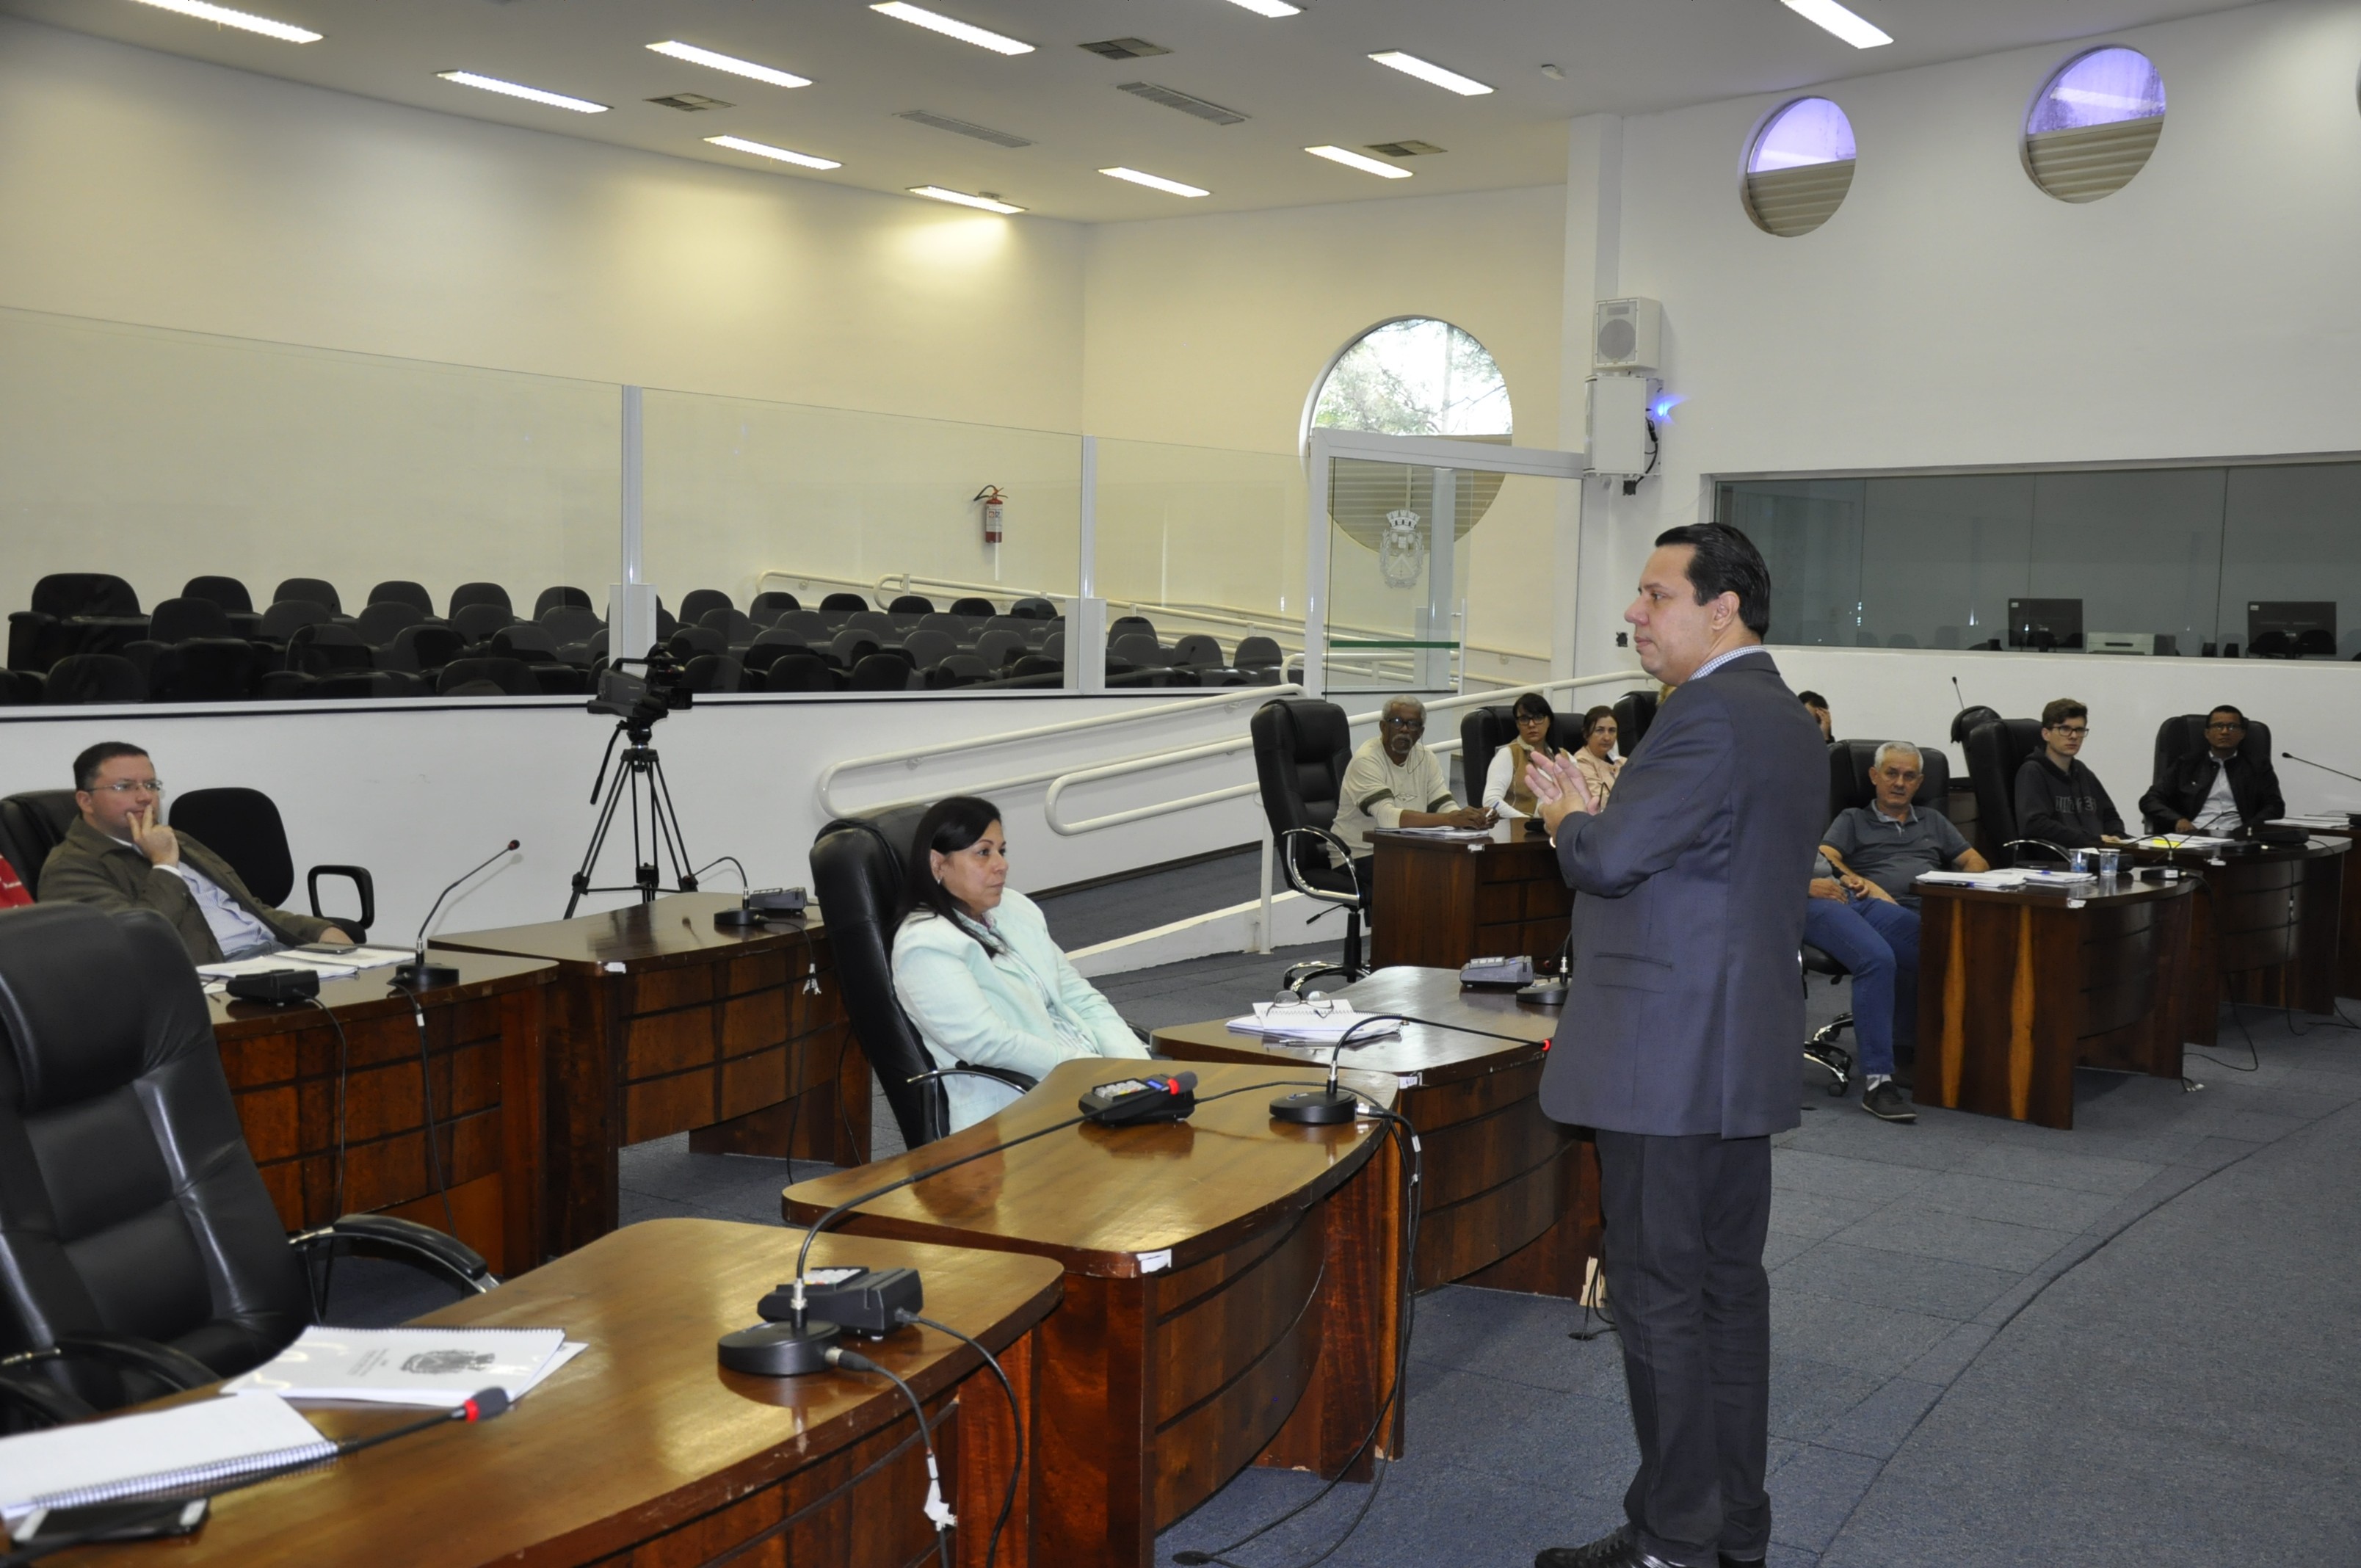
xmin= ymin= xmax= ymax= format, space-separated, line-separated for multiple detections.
xmin=88 ymin=779 xmax=165 ymax=795
xmin=1382 ymin=716 xmax=1425 ymax=733
xmin=2205 ymin=721 xmax=2246 ymax=733
xmin=2048 ymin=725 xmax=2090 ymax=738
xmin=1876 ymin=769 xmax=1923 ymax=785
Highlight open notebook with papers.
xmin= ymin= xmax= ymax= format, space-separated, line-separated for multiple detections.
xmin=0 ymin=1394 xmax=333 ymax=1523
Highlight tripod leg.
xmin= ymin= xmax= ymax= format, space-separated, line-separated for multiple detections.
xmin=645 ymin=754 xmax=699 ymax=894
xmin=567 ymin=740 xmax=638 ymax=918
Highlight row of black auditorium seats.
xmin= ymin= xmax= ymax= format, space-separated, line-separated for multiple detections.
xmin=802 ymin=589 xmax=1060 ymax=620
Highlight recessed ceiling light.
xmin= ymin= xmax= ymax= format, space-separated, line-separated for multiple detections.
xmin=1305 ymin=145 xmax=1412 ymax=179
xmin=1222 ymin=0 xmax=1302 ymax=16
xmin=1368 ymin=51 xmax=1493 ymax=96
xmin=648 ymin=41 xmax=811 ymax=90
xmin=1100 ymin=167 xmax=1209 ymax=197
xmin=435 ymin=71 xmax=608 ymax=114
xmin=871 ymin=3 xmax=1034 ymax=56
xmin=706 ymin=135 xmax=841 ymax=170
xmin=910 ymin=186 xmax=1026 ymax=213
xmin=1780 ymin=0 xmax=1893 ymax=48
xmin=126 ymin=0 xmax=320 ymax=43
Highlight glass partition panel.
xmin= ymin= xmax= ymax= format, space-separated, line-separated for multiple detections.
xmin=1324 ymin=458 xmax=1479 ymax=694
xmin=1857 ymin=474 xmax=2033 ymax=648
xmin=642 ymin=391 xmax=1078 ymax=693
xmin=1720 ymin=479 xmax=1865 ymax=646
xmin=2221 ymin=463 xmax=2361 ymax=659
xmin=1094 ymin=437 xmax=1305 ymax=680
xmin=1 ymin=305 xmax=618 ymax=697
xmin=2028 ymin=468 xmax=2223 ymax=655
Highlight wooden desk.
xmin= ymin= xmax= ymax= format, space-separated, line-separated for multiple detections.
xmin=209 ymin=951 xmax=553 ymax=1276
xmin=1153 ymin=966 xmax=1599 ymax=1296
xmin=440 ymin=893 xmax=866 ymax=1257
xmin=2125 ymin=838 xmax=2348 ymax=1045
xmin=1918 ymin=876 xmax=2196 ymax=1129
xmin=38 ymin=1219 xmax=1062 ymax=1568
xmin=1368 ymin=824 xmax=1570 ymax=970
xmin=783 ymin=1059 xmax=1403 ymax=1568
xmin=2288 ymin=824 xmax=2361 ymax=999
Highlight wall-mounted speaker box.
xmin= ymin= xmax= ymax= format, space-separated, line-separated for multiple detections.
xmin=1585 ymin=374 xmax=1657 ymax=479
xmin=1593 ymin=297 xmax=1663 ymax=374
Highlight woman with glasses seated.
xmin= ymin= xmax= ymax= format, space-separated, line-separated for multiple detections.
xmin=891 ymin=794 xmax=1151 ymax=1133
xmin=1484 ymin=693 xmax=1586 ymax=819
xmin=2014 ymin=697 xmax=2125 ymax=851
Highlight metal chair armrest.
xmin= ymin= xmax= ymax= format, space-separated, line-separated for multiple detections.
xmin=291 ymin=1213 xmax=496 ymax=1296
xmin=1276 ymin=827 xmax=1363 ymax=909
xmin=907 ymin=1064 xmax=1041 ymax=1095
xmin=0 ymin=1365 xmax=96 ymax=1429
xmin=1 ymin=1331 xmax=217 ymax=1395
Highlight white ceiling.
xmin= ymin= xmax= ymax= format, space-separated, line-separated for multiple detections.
xmin=7 ymin=0 xmax=2259 ymax=222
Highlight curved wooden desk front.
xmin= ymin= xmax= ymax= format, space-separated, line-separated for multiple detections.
xmin=2123 ymin=837 xmax=2349 ymax=1044
xmin=782 ymin=1058 xmax=1403 ymax=1568
xmin=1918 ymin=876 xmax=2196 ymax=1128
xmin=1153 ymin=966 xmax=1598 ymax=1296
xmin=38 ymin=1219 xmax=1063 ymax=1568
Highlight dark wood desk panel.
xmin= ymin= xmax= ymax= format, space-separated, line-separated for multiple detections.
xmin=33 ymin=1220 xmax=1062 ymax=1568
xmin=1154 ymin=966 xmax=1600 ymax=1296
xmin=1918 ymin=878 xmax=2195 ymax=1129
xmin=1368 ymin=827 xmax=1570 ymax=970
xmin=440 ymin=893 xmax=867 ymax=1257
xmin=209 ymin=951 xmax=552 ymax=1275
xmin=783 ymin=1059 xmax=1402 ymax=1568
xmin=2311 ymin=824 xmax=2361 ymax=997
xmin=2125 ymin=839 xmax=2347 ymax=1044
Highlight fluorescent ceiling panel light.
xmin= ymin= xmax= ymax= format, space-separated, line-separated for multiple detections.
xmin=1100 ymin=166 xmax=1209 ymax=197
xmin=436 ymin=71 xmax=608 ymax=113
xmin=1305 ymin=145 xmax=1412 ymax=178
xmin=1367 ymin=51 xmax=1493 ymax=96
xmin=871 ymin=3 xmax=1033 ymax=56
xmin=706 ymin=135 xmax=841 ymax=170
xmin=647 ymin=41 xmax=810 ymax=90
xmin=1223 ymin=0 xmax=1302 ymax=16
xmin=1780 ymin=0 xmax=1893 ymax=48
xmin=909 ymin=186 xmax=1026 ymax=213
xmin=126 ymin=0 xmax=320 ymax=43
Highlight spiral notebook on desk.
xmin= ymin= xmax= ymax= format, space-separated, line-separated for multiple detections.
xmin=0 ymin=1393 xmax=334 ymax=1523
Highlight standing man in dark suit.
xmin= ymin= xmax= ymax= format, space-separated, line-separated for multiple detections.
xmin=1523 ymin=523 xmax=1826 ymax=1568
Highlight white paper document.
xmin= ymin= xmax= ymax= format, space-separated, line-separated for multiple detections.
xmin=2133 ymin=833 xmax=2238 ymax=850
xmin=0 ymin=1393 xmax=333 ymax=1522
xmin=1226 ymin=1003 xmax=1402 ymax=1043
xmin=220 ymin=1326 xmax=581 ymax=1408
xmin=2271 ymin=816 xmax=2349 ymax=830
xmin=1382 ymin=825 xmax=1493 ymax=840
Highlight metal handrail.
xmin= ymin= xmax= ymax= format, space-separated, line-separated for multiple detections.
xmin=816 ymin=683 xmax=1304 ymax=819
xmin=1042 ymin=669 xmax=1652 ymax=836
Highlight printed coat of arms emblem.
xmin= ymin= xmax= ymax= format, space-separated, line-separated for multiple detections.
xmin=1379 ymin=507 xmax=1425 ymax=589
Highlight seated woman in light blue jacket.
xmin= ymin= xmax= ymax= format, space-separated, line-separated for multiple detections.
xmin=891 ymin=795 xmax=1151 ymax=1132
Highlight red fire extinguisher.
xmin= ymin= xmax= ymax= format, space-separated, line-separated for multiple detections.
xmin=975 ymin=485 xmax=1006 ymax=545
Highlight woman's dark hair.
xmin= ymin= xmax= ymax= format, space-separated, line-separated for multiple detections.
xmin=900 ymin=794 xmax=1007 ymax=953
xmin=1581 ymin=705 xmax=1615 ymax=738
xmin=1512 ymin=692 xmax=1553 ymax=723
xmin=1655 ymin=522 xmax=1771 ymax=636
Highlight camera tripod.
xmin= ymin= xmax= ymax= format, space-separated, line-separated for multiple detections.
xmin=566 ymin=718 xmax=700 ymax=917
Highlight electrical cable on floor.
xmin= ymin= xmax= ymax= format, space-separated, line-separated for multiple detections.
xmin=2190 ymin=1000 xmax=2263 ymax=1074
xmin=905 ymin=1313 xmax=1022 ymax=1568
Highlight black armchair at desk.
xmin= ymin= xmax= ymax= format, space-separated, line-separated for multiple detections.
xmin=2140 ymin=710 xmax=2283 ymax=834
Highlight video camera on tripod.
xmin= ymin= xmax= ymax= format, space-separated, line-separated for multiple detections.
xmin=567 ymin=647 xmax=701 ymax=917
xmin=588 ymin=648 xmax=693 ymax=738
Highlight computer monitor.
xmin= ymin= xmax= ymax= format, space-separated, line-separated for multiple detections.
xmin=2246 ymin=600 xmax=2336 ymax=659
xmin=2006 ymin=598 xmax=2083 ymax=651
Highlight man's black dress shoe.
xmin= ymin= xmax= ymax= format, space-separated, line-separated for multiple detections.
xmin=1534 ymin=1525 xmax=1685 ymax=1568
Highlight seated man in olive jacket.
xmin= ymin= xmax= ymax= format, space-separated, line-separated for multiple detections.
xmin=40 ymin=741 xmax=351 ymax=964
xmin=2139 ymin=705 xmax=2285 ymax=835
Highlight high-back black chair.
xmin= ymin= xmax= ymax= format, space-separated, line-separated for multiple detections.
xmin=820 ymin=592 xmax=869 ymax=613
xmin=149 ymin=639 xmax=263 ymax=704
xmin=1950 ymin=704 xmax=2002 ymax=745
xmin=181 ymin=576 xmax=255 ymax=615
xmin=751 ymin=590 xmax=800 ymax=616
xmin=449 ymin=582 xmax=512 ymax=618
xmin=1111 ymin=633 xmax=1168 ymax=668
xmin=369 ymin=581 xmax=435 ymax=617
xmin=1009 ymin=598 xmax=1058 ymax=620
xmin=1613 ymin=689 xmax=1660 ymax=757
xmin=1459 ymin=704 xmax=1587 ymax=811
xmin=385 ymin=624 xmax=465 ymax=675
xmin=1249 ymin=698 xmax=1368 ymax=990
xmin=0 ymin=905 xmax=486 ymax=1426
xmin=170 ymin=787 xmax=374 ymax=937
xmin=808 ymin=807 xmax=995 ymax=1150
xmin=272 ymin=578 xmax=341 ymax=612
xmin=886 ymin=594 xmax=934 ymax=614
xmin=451 ymin=602 xmax=515 ymax=644
xmin=2152 ymin=713 xmax=2273 ymax=781
xmin=1826 ymin=740 xmax=1952 ymax=820
xmin=949 ymin=597 xmax=995 ymax=617
xmin=145 ymin=596 xmax=233 ymax=646
xmin=765 ymin=652 xmax=835 ymax=692
xmin=1234 ymin=635 xmax=1283 ymax=669
xmin=681 ymin=653 xmax=745 ymax=693
xmin=286 ymin=622 xmax=374 ymax=678
xmin=1965 ymin=719 xmax=2045 ymax=860
xmin=8 ymin=575 xmax=147 ymax=672
xmin=0 ymin=793 xmax=76 ymax=899
xmin=850 ymin=653 xmax=912 ymax=691
xmin=258 ymin=599 xmax=333 ymax=642
xmin=1171 ymin=634 xmax=1223 ymax=669
xmin=678 ymin=589 xmax=733 ymax=623
xmin=436 ymin=657 xmax=538 ymax=697
xmin=534 ymin=585 xmax=591 ymax=617
xmin=355 ymin=600 xmax=421 ymax=647
xmin=39 ymin=654 xmax=145 ymax=705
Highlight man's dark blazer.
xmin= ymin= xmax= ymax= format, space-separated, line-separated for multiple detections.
xmin=2138 ymin=749 xmax=2285 ymax=833
xmin=1539 ymin=651 xmax=1826 ymax=1139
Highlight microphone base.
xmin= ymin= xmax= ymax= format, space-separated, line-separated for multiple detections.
xmin=392 ymin=960 xmax=462 ymax=990
xmin=1270 ymin=1088 xmax=1360 ymax=1125
xmin=719 ymin=1318 xmax=841 ymax=1376
xmin=712 ymin=907 xmax=768 ymax=930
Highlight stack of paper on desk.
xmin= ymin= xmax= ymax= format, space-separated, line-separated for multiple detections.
xmin=0 ymin=1393 xmax=333 ymax=1522
xmin=220 ymin=1326 xmax=584 ymax=1408
xmin=1225 ymin=1003 xmax=1402 ymax=1043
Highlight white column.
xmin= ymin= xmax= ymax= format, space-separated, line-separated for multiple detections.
xmin=1303 ymin=434 xmax=1330 ymax=696
xmin=1559 ymin=114 xmax=1624 ymax=679
xmin=608 ymin=384 xmax=658 ymax=659
xmin=1423 ymin=466 xmax=1457 ymax=690
xmin=1074 ymin=434 xmax=1106 ymax=692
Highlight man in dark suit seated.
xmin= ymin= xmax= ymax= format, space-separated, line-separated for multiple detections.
xmin=1524 ymin=523 xmax=1825 ymax=1568
xmin=2139 ymin=705 xmax=2284 ymax=835
xmin=39 ymin=741 xmax=352 ymax=963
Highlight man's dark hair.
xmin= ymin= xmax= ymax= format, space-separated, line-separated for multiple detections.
xmin=899 ymin=794 xmax=1008 ymax=954
xmin=73 ymin=741 xmax=149 ymax=791
xmin=1654 ymin=523 xmax=1771 ymax=636
xmin=1796 ymin=691 xmax=1828 ymax=711
xmin=2208 ymin=705 xmax=2246 ymax=725
xmin=2040 ymin=697 xmax=2088 ymax=729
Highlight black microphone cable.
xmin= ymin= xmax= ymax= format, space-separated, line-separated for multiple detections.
xmin=405 ymin=990 xmax=460 ymax=1238
xmin=823 ymin=1346 xmax=954 ymax=1568
xmin=899 ymin=1312 xmax=1021 ymax=1568
xmin=691 ymin=854 xmax=750 ymax=889
xmin=301 ymin=995 xmax=357 ymax=1319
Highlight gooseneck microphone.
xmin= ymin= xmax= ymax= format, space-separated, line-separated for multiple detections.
xmin=394 ymin=840 xmax=521 ymax=990
xmin=2282 ymin=752 xmax=2361 ymax=789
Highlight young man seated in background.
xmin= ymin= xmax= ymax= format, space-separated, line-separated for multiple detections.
xmin=2015 ymin=697 xmax=2125 ymax=850
xmin=39 ymin=741 xmax=352 ymax=963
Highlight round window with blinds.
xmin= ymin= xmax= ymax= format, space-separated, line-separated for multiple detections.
xmin=1743 ymin=98 xmax=1856 ymax=238
xmin=2024 ymin=47 xmax=2165 ymax=202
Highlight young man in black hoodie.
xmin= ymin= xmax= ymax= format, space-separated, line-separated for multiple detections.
xmin=2014 ymin=697 xmax=2126 ymax=849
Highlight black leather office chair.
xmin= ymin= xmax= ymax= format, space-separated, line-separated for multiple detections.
xmin=1965 ymin=719 xmax=2045 ymax=863
xmin=2152 ymin=713 xmax=2273 ymax=783
xmin=40 ymin=654 xmax=146 ymax=705
xmin=1613 ymin=689 xmax=1659 ymax=757
xmin=1950 ymin=704 xmax=2002 ymax=745
xmin=0 ymin=905 xmax=488 ymax=1429
xmin=808 ymin=808 xmax=1040 ymax=1150
xmin=9 ymin=574 xmax=148 ymax=672
xmin=0 ymin=793 xmax=76 ymax=899
xmin=1250 ymin=698 xmax=1368 ymax=992
xmin=170 ymin=786 xmax=374 ymax=938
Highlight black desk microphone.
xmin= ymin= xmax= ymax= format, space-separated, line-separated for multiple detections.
xmin=394 ymin=840 xmax=520 ymax=990
xmin=2283 ymin=752 xmax=2361 ymax=788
